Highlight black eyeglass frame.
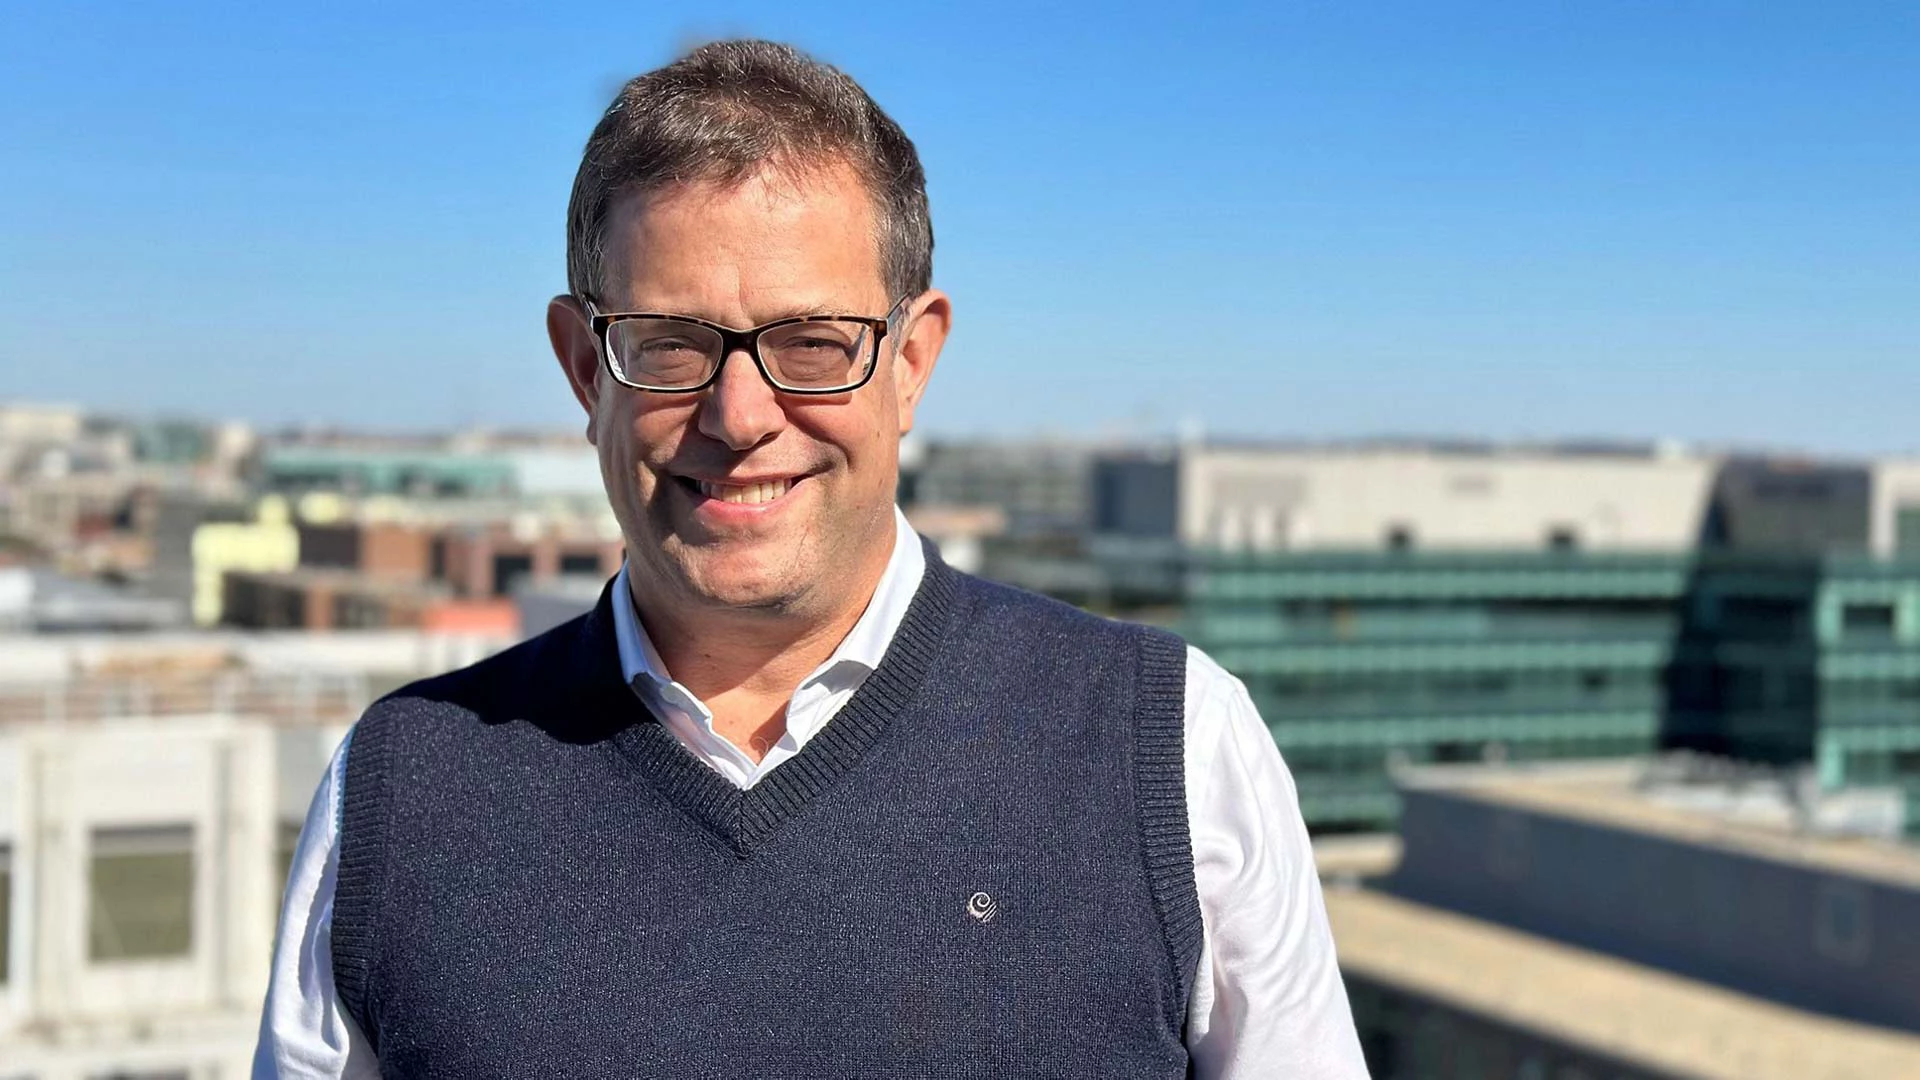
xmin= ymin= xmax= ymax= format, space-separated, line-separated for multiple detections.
xmin=580 ymin=294 xmax=913 ymax=396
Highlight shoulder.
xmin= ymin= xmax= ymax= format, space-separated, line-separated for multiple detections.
xmin=1182 ymin=643 xmax=1252 ymax=721
xmin=1178 ymin=643 xmax=1271 ymax=791
xmin=941 ymin=570 xmax=1189 ymax=711
xmin=953 ymin=568 xmax=1184 ymax=651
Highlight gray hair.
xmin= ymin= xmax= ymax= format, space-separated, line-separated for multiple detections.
xmin=565 ymin=40 xmax=933 ymax=304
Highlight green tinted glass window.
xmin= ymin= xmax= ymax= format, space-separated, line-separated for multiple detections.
xmin=0 ymin=844 xmax=11 ymax=984
xmin=1897 ymin=505 xmax=1920 ymax=555
xmin=89 ymin=825 xmax=194 ymax=962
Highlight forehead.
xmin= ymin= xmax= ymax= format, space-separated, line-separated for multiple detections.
xmin=599 ymin=162 xmax=886 ymax=310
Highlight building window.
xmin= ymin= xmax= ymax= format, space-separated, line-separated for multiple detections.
xmin=89 ymin=824 xmax=194 ymax=962
xmin=1813 ymin=879 xmax=1872 ymax=966
xmin=1840 ymin=602 xmax=1897 ymax=643
xmin=0 ymin=843 xmax=11 ymax=985
xmin=275 ymin=819 xmax=304 ymax=914
xmin=1431 ymin=741 xmax=1484 ymax=764
xmin=491 ymin=553 xmax=535 ymax=597
xmin=559 ymin=552 xmax=603 ymax=576
xmin=1896 ymin=505 xmax=1920 ymax=556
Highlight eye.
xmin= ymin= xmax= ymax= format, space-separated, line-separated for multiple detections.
xmin=786 ymin=335 xmax=856 ymax=353
xmin=636 ymin=336 xmax=705 ymax=355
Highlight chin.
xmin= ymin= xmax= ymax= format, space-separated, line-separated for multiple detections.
xmin=674 ymin=543 xmax=810 ymax=613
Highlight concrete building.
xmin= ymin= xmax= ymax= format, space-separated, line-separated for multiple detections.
xmin=0 ymin=403 xmax=86 ymax=450
xmin=147 ymin=495 xmax=301 ymax=628
xmin=0 ymin=628 xmax=510 ymax=691
xmin=1096 ymin=443 xmax=1720 ymax=553
xmin=515 ymin=575 xmax=612 ymax=640
xmin=221 ymin=568 xmax=519 ymax=635
xmin=1872 ymin=459 xmax=1920 ymax=558
xmin=0 ymin=568 xmax=187 ymax=634
xmin=1321 ymin=758 xmax=1920 ymax=1078
xmin=0 ymin=473 xmax=146 ymax=560
xmin=432 ymin=523 xmax=623 ymax=599
xmin=0 ymin=617 xmax=527 ymax=1076
xmin=0 ymin=713 xmax=346 ymax=1080
xmin=186 ymin=498 xmax=301 ymax=628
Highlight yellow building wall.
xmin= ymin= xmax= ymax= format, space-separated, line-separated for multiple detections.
xmin=190 ymin=497 xmax=299 ymax=626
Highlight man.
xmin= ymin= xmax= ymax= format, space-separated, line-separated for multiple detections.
xmin=255 ymin=40 xmax=1366 ymax=1079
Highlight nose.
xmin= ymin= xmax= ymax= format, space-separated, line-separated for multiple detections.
xmin=695 ymin=347 xmax=787 ymax=450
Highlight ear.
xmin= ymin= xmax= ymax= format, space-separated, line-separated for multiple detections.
xmin=891 ymin=289 xmax=950 ymax=436
xmin=548 ymin=294 xmax=603 ymax=444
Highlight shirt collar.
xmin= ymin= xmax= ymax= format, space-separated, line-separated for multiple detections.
xmin=610 ymin=505 xmax=927 ymax=694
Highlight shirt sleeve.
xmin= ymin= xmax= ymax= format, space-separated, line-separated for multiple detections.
xmin=252 ymin=730 xmax=381 ymax=1080
xmin=1182 ymin=645 xmax=1370 ymax=1079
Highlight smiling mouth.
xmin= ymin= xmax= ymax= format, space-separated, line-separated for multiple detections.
xmin=678 ymin=476 xmax=798 ymax=505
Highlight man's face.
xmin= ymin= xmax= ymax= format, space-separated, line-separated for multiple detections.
xmin=550 ymin=163 xmax=947 ymax=622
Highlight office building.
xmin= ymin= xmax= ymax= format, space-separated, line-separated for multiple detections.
xmin=902 ymin=437 xmax=1102 ymax=539
xmin=1187 ymin=548 xmax=1689 ymax=829
xmin=1186 ymin=547 xmax=1920 ymax=833
xmin=1144 ymin=444 xmax=1920 ymax=833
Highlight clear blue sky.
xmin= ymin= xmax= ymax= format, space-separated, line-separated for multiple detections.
xmin=3 ymin=1 xmax=1916 ymax=454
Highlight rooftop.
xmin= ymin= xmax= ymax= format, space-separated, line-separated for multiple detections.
xmin=1397 ymin=757 xmax=1920 ymax=890
xmin=1324 ymin=884 xmax=1920 ymax=1080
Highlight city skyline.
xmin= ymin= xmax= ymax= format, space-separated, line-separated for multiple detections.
xmin=4 ymin=3 xmax=1916 ymax=454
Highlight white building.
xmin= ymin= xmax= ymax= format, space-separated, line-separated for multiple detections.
xmin=1098 ymin=443 xmax=1721 ymax=554
xmin=0 ymin=628 xmax=501 ymax=1079
xmin=1871 ymin=459 xmax=1920 ymax=558
xmin=1 ymin=713 xmax=345 ymax=1080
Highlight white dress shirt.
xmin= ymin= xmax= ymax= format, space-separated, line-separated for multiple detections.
xmin=252 ymin=508 xmax=1367 ymax=1079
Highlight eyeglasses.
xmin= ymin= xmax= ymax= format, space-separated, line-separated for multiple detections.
xmin=581 ymin=295 xmax=911 ymax=395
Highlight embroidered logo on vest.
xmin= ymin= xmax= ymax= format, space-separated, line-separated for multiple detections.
xmin=966 ymin=891 xmax=999 ymax=923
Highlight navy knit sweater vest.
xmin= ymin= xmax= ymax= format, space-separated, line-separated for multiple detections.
xmin=332 ymin=547 xmax=1203 ymax=1079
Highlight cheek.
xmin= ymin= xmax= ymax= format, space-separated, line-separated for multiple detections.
xmin=789 ymin=395 xmax=896 ymax=466
xmin=625 ymin=402 xmax=697 ymax=468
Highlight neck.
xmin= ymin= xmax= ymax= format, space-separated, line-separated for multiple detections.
xmin=628 ymin=531 xmax=897 ymax=760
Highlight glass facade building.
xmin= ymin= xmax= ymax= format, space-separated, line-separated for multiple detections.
xmin=1183 ymin=550 xmax=1920 ymax=833
xmin=1185 ymin=552 xmax=1688 ymax=830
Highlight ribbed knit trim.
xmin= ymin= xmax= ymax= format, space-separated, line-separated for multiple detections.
xmin=1133 ymin=628 xmax=1203 ymax=1027
xmin=609 ymin=539 xmax=963 ymax=855
xmin=332 ymin=711 xmax=396 ymax=1046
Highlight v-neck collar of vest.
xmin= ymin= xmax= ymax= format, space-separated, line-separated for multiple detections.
xmin=586 ymin=539 xmax=962 ymax=857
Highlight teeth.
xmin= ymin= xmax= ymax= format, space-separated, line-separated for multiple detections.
xmin=699 ymin=478 xmax=792 ymax=504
